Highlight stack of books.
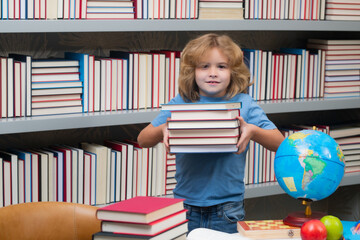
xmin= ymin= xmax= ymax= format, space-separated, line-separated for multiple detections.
xmin=86 ymin=0 xmax=136 ymax=19
xmin=328 ymin=123 xmax=360 ymax=173
xmin=325 ymin=0 xmax=360 ymax=21
xmin=198 ymin=0 xmax=244 ymax=19
xmin=30 ymin=58 xmax=83 ymax=116
xmin=93 ymin=196 xmax=188 ymax=240
xmin=162 ymin=102 xmax=241 ymax=153
xmin=306 ymin=39 xmax=360 ymax=98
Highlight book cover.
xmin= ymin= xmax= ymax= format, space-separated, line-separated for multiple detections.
xmin=96 ymin=196 xmax=184 ymax=224
xmin=92 ymin=222 xmax=188 ymax=240
xmin=170 ymin=109 xmax=240 ymax=121
xmin=168 ymin=135 xmax=239 ymax=145
xmin=237 ymin=219 xmax=300 ymax=239
xmin=65 ymin=52 xmax=90 ymax=112
xmin=162 ymin=101 xmax=241 ymax=111
xmin=169 ymin=144 xmax=238 ymax=153
xmin=168 ymin=119 xmax=239 ymax=129
xmin=168 ymin=127 xmax=239 ymax=138
xmin=101 ymin=210 xmax=187 ymax=235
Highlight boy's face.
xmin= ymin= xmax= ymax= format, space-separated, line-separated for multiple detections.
xmin=195 ymin=47 xmax=231 ymax=98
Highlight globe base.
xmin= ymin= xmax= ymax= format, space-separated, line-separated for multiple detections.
xmin=283 ymin=211 xmax=326 ymax=227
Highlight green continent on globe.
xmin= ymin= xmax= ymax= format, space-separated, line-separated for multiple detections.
xmin=302 ymin=155 xmax=326 ymax=190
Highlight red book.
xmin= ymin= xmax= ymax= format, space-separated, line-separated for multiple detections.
xmin=96 ymin=196 xmax=185 ymax=224
xmin=101 ymin=210 xmax=187 ymax=236
xmin=92 ymin=222 xmax=188 ymax=240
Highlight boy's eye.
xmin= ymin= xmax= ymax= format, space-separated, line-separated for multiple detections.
xmin=198 ymin=64 xmax=209 ymax=69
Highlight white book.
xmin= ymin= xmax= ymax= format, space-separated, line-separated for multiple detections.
xmin=94 ymin=59 xmax=101 ymax=112
xmin=30 ymin=150 xmax=49 ymax=202
xmin=13 ymin=62 xmax=22 ymax=117
xmin=7 ymin=58 xmax=14 ymax=118
xmin=1 ymin=58 xmax=7 ymax=118
xmin=0 ymin=152 xmax=18 ymax=205
xmin=81 ymin=142 xmax=110 ymax=205
xmin=116 ymin=59 xmax=123 ymax=111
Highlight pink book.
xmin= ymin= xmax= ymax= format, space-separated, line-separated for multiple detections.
xmin=96 ymin=196 xmax=184 ymax=224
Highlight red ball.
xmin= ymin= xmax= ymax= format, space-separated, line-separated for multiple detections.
xmin=301 ymin=219 xmax=327 ymax=240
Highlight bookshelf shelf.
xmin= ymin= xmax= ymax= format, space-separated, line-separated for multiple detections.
xmin=0 ymin=18 xmax=359 ymax=207
xmin=244 ymin=172 xmax=360 ymax=199
xmin=258 ymin=97 xmax=360 ymax=114
xmin=1 ymin=97 xmax=359 ymax=134
xmin=1 ymin=20 xmax=360 ymax=33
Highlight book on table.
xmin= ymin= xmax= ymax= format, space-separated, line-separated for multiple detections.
xmin=101 ymin=210 xmax=187 ymax=235
xmin=96 ymin=196 xmax=185 ymax=223
xmin=92 ymin=222 xmax=188 ymax=240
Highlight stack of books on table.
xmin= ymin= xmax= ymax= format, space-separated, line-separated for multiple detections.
xmin=306 ymin=39 xmax=360 ymax=98
xmin=325 ymin=0 xmax=360 ymax=21
xmin=93 ymin=196 xmax=188 ymax=240
xmin=162 ymin=102 xmax=241 ymax=154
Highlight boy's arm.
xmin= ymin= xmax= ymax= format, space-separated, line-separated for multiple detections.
xmin=137 ymin=123 xmax=168 ymax=148
xmin=236 ymin=116 xmax=285 ymax=154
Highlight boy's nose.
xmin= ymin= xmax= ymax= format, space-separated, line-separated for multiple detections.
xmin=209 ymin=67 xmax=217 ymax=78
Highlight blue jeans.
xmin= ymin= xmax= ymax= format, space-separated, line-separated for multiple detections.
xmin=183 ymin=201 xmax=245 ymax=234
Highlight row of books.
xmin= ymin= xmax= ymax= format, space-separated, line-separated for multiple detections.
xmin=1 ymin=0 xmax=359 ymax=20
xmin=245 ymin=47 xmax=324 ymax=101
xmin=0 ymin=0 xmax=199 ymax=20
xmin=245 ymin=38 xmax=360 ymax=101
xmin=0 ymin=140 xmax=178 ymax=208
xmin=306 ymin=39 xmax=360 ymax=99
xmin=2 ymin=38 xmax=359 ymax=119
xmin=0 ymin=50 xmax=180 ymax=118
xmin=93 ymin=196 xmax=188 ymax=240
xmin=244 ymin=0 xmax=326 ymax=20
xmin=0 ymin=123 xmax=358 ymax=208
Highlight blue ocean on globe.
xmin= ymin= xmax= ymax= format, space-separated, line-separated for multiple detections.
xmin=274 ymin=130 xmax=345 ymax=201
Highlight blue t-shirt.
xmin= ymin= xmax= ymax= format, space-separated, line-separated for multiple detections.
xmin=151 ymin=93 xmax=276 ymax=206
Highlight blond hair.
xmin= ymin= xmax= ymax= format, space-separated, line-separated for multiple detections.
xmin=178 ymin=33 xmax=251 ymax=102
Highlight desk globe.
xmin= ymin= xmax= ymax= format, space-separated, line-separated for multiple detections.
xmin=274 ymin=129 xmax=345 ymax=227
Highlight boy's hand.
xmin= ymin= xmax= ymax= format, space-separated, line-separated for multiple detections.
xmin=236 ymin=116 xmax=253 ymax=154
xmin=162 ymin=118 xmax=171 ymax=153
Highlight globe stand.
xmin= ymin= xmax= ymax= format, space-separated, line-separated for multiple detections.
xmin=283 ymin=199 xmax=326 ymax=227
